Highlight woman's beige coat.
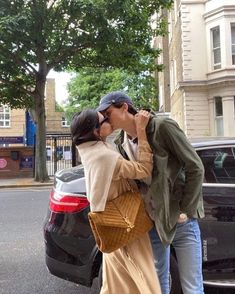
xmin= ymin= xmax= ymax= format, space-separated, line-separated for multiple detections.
xmin=78 ymin=140 xmax=161 ymax=294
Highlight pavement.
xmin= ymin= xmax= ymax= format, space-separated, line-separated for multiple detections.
xmin=0 ymin=177 xmax=54 ymax=189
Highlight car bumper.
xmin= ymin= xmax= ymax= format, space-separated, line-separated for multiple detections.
xmin=46 ymin=253 xmax=95 ymax=287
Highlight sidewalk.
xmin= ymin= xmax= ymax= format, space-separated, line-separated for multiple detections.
xmin=0 ymin=177 xmax=54 ymax=189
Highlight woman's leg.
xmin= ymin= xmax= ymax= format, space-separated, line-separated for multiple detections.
xmin=122 ymin=233 xmax=162 ymax=294
xmin=101 ymin=251 xmax=139 ymax=294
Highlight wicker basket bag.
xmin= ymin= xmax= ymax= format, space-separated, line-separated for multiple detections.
xmin=88 ymin=190 xmax=153 ymax=253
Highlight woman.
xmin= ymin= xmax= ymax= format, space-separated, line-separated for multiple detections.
xmin=70 ymin=109 xmax=161 ymax=294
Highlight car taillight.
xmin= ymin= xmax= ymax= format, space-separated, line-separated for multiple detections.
xmin=49 ymin=189 xmax=89 ymax=213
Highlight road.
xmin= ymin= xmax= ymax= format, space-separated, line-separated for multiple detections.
xmin=1 ymin=187 xmax=233 ymax=294
xmin=0 ymin=187 xmax=99 ymax=294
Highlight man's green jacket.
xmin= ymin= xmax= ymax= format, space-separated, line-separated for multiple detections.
xmin=115 ymin=115 xmax=205 ymax=246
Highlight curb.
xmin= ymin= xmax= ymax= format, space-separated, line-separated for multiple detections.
xmin=0 ymin=182 xmax=53 ymax=189
xmin=0 ymin=184 xmax=53 ymax=189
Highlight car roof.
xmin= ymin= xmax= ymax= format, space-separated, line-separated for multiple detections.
xmin=189 ymin=137 xmax=235 ymax=148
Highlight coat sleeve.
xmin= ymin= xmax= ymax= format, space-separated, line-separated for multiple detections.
xmin=158 ymin=119 xmax=204 ymax=216
xmin=112 ymin=141 xmax=153 ymax=181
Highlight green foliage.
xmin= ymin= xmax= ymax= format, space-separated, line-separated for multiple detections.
xmin=0 ymin=0 xmax=172 ymax=108
xmin=55 ymin=101 xmax=64 ymax=112
xmin=65 ymin=68 xmax=158 ymax=121
xmin=0 ymin=0 xmax=173 ymax=181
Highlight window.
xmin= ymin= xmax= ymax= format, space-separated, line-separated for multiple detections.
xmin=61 ymin=117 xmax=70 ymax=127
xmin=215 ymin=97 xmax=223 ymax=136
xmin=231 ymin=23 xmax=235 ymax=65
xmin=63 ymin=146 xmax=71 ymax=160
xmin=211 ymin=26 xmax=221 ymax=70
xmin=0 ymin=105 xmax=11 ymax=127
xmin=197 ymin=147 xmax=235 ymax=184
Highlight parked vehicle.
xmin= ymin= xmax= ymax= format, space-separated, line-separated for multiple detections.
xmin=43 ymin=137 xmax=235 ymax=293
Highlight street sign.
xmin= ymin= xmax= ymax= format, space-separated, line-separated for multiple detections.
xmin=20 ymin=156 xmax=34 ymax=169
xmin=0 ymin=136 xmax=24 ymax=144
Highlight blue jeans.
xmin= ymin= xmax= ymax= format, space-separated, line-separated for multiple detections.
xmin=149 ymin=219 xmax=204 ymax=294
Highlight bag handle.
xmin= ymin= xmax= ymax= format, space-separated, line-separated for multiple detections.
xmin=126 ymin=180 xmax=134 ymax=192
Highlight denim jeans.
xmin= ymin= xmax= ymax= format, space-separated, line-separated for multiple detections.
xmin=149 ymin=219 xmax=204 ymax=294
xmin=149 ymin=228 xmax=170 ymax=294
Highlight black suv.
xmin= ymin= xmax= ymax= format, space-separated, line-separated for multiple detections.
xmin=43 ymin=137 xmax=235 ymax=293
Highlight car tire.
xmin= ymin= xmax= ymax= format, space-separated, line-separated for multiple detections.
xmin=170 ymin=254 xmax=182 ymax=294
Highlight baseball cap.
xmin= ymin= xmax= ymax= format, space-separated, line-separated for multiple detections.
xmin=96 ymin=91 xmax=133 ymax=112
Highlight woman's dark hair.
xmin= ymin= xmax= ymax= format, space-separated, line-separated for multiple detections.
xmin=70 ymin=109 xmax=102 ymax=146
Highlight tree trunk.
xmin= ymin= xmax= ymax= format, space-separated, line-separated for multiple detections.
xmin=34 ymin=80 xmax=49 ymax=182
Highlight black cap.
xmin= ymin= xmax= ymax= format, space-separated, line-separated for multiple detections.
xmin=96 ymin=91 xmax=133 ymax=112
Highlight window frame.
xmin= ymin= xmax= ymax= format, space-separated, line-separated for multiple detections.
xmin=61 ymin=117 xmax=70 ymax=128
xmin=214 ymin=96 xmax=224 ymax=136
xmin=231 ymin=23 xmax=235 ymax=65
xmin=211 ymin=26 xmax=221 ymax=70
xmin=0 ymin=105 xmax=11 ymax=128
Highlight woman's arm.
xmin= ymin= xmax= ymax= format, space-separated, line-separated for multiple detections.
xmin=113 ymin=110 xmax=153 ymax=180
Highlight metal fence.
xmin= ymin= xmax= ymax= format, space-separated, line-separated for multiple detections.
xmin=46 ymin=134 xmax=76 ymax=176
xmin=45 ymin=131 xmax=119 ymax=176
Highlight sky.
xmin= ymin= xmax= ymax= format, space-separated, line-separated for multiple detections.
xmin=47 ymin=70 xmax=74 ymax=105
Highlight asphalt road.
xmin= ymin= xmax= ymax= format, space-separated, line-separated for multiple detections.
xmin=0 ymin=187 xmax=99 ymax=294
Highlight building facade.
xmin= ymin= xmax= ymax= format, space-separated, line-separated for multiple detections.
xmin=157 ymin=0 xmax=235 ymax=137
xmin=45 ymin=79 xmax=70 ymax=135
xmin=0 ymin=78 xmax=69 ymax=146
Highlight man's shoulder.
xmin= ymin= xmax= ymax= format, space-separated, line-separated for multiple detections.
xmin=150 ymin=114 xmax=177 ymax=124
xmin=148 ymin=115 xmax=179 ymax=132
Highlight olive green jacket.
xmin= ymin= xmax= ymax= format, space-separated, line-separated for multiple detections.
xmin=114 ymin=115 xmax=205 ymax=246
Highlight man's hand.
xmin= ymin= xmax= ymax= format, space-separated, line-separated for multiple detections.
xmin=135 ymin=110 xmax=150 ymax=131
xmin=177 ymin=213 xmax=188 ymax=223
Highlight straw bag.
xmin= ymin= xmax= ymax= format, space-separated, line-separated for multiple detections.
xmin=88 ymin=190 xmax=153 ymax=253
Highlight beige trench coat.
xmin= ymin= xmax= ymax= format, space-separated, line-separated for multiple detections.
xmin=100 ymin=143 xmax=161 ymax=294
xmin=78 ymin=140 xmax=161 ymax=294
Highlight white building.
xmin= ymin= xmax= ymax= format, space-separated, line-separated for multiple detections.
xmin=157 ymin=0 xmax=235 ymax=137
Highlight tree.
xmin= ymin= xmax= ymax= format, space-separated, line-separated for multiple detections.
xmin=0 ymin=0 xmax=173 ymax=182
xmin=65 ymin=68 xmax=159 ymax=121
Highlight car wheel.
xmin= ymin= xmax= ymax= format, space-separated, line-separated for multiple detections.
xmin=170 ymin=254 xmax=182 ymax=294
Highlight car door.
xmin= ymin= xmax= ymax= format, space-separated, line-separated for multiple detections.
xmin=196 ymin=145 xmax=235 ymax=271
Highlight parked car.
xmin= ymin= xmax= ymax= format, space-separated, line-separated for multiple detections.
xmin=43 ymin=137 xmax=235 ymax=293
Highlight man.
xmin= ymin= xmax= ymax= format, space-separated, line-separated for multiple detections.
xmin=97 ymin=91 xmax=205 ymax=294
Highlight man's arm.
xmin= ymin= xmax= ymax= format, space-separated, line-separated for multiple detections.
xmin=159 ymin=118 xmax=204 ymax=217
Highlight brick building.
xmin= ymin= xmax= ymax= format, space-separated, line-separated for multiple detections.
xmin=45 ymin=78 xmax=70 ymax=135
xmin=0 ymin=78 xmax=69 ymax=145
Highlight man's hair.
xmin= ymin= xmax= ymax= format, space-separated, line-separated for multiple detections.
xmin=110 ymin=102 xmax=138 ymax=115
